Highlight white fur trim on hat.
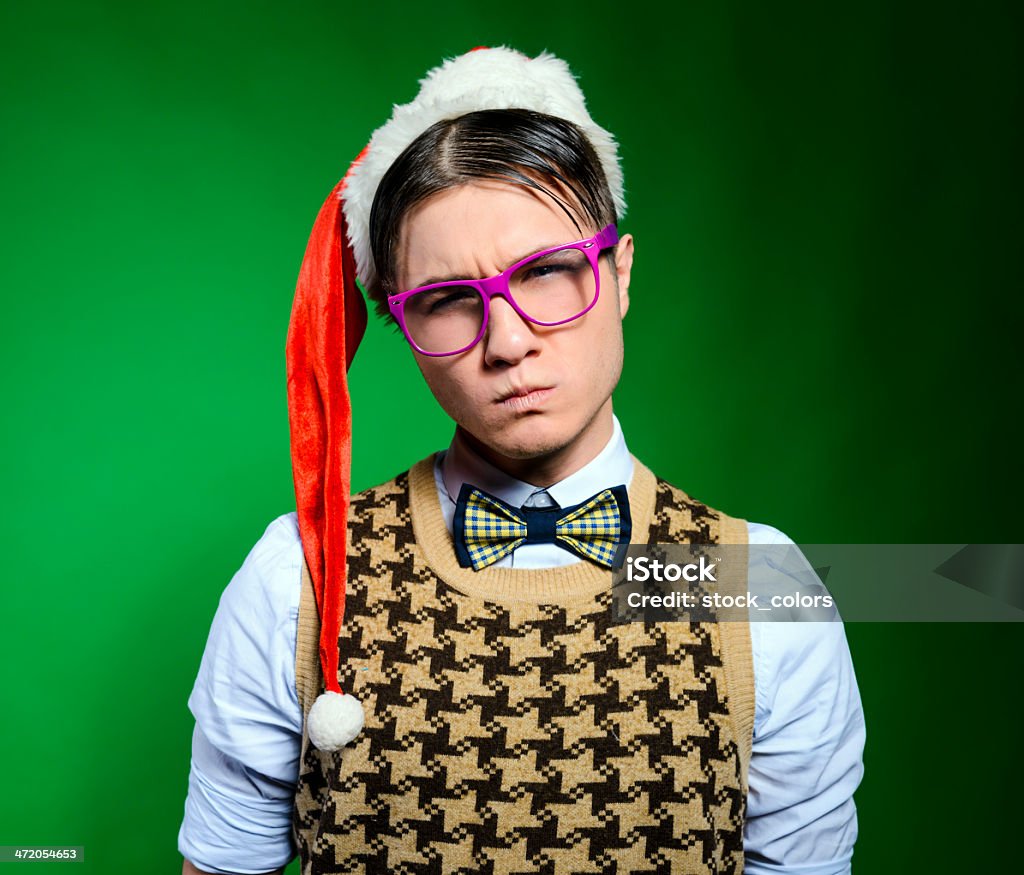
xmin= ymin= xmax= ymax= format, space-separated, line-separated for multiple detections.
xmin=308 ymin=691 xmax=365 ymax=751
xmin=341 ymin=46 xmax=626 ymax=293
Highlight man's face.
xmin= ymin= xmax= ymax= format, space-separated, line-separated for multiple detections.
xmin=395 ymin=179 xmax=634 ymax=475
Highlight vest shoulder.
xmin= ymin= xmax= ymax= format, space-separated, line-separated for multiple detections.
xmin=345 ymin=466 xmax=416 ymax=522
xmin=645 ymin=467 xmax=748 ymax=541
xmin=647 ymin=470 xmax=733 ymax=517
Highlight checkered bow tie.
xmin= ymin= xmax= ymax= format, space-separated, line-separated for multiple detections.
xmin=453 ymin=483 xmax=632 ymax=571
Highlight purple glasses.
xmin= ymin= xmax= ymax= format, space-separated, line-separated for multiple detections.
xmin=387 ymin=224 xmax=620 ymax=356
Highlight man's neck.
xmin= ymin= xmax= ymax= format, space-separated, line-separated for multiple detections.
xmin=455 ymin=402 xmax=615 ymax=488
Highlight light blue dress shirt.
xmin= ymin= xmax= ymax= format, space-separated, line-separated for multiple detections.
xmin=179 ymin=417 xmax=865 ymax=874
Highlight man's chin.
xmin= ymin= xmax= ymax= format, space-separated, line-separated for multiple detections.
xmin=475 ymin=416 xmax=577 ymax=461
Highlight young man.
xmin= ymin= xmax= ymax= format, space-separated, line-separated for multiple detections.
xmin=180 ymin=47 xmax=864 ymax=874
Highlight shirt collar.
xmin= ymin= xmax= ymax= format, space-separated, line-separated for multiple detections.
xmin=439 ymin=414 xmax=633 ymax=511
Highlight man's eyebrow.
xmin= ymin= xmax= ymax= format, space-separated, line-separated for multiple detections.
xmin=408 ymin=240 xmax=568 ymax=290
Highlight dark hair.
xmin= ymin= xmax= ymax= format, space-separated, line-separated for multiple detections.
xmin=367 ymin=108 xmax=618 ymax=319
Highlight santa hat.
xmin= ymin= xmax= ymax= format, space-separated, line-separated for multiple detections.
xmin=285 ymin=46 xmax=626 ymax=752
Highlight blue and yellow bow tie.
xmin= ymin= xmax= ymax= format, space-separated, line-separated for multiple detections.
xmin=453 ymin=483 xmax=632 ymax=571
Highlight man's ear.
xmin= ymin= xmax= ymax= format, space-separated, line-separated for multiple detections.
xmin=613 ymin=233 xmax=634 ymax=318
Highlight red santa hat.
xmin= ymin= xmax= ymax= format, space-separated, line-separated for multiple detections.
xmin=285 ymin=46 xmax=626 ymax=752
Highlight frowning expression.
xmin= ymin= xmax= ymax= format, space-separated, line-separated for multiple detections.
xmin=395 ymin=179 xmax=634 ymax=470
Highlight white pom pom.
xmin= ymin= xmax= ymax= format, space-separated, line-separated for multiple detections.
xmin=308 ymin=691 xmax=365 ymax=751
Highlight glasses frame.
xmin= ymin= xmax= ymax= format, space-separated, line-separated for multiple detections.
xmin=387 ymin=223 xmax=620 ymax=357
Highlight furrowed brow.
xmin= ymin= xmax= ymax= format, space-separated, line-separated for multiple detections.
xmin=409 ymin=240 xmax=575 ymax=290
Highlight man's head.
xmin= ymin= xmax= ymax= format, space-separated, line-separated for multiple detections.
xmin=366 ymin=109 xmax=635 ymax=478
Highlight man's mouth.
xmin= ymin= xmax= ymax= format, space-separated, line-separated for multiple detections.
xmin=497 ymin=386 xmax=555 ymax=411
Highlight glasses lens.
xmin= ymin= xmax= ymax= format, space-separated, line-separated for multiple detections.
xmin=509 ymin=246 xmax=597 ymax=324
xmin=403 ymin=284 xmax=484 ymax=354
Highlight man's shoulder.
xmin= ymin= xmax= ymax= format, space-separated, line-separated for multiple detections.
xmin=640 ymin=462 xmax=746 ymax=531
xmin=640 ymin=462 xmax=721 ymax=508
xmin=228 ymin=512 xmax=304 ymax=603
xmin=638 ymin=462 xmax=795 ymax=546
xmin=254 ymin=511 xmax=302 ymax=552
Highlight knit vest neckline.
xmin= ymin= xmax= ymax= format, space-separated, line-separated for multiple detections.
xmin=407 ymin=452 xmax=657 ymax=605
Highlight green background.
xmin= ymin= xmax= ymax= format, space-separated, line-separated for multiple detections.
xmin=2 ymin=1 xmax=1021 ymax=872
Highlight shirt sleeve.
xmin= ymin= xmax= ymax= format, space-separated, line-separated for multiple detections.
xmin=743 ymin=523 xmax=866 ymax=875
xmin=178 ymin=513 xmax=305 ymax=874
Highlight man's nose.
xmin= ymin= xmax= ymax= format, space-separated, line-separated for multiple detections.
xmin=483 ymin=295 xmax=540 ymax=368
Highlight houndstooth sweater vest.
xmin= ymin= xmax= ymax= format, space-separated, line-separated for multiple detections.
xmin=293 ymin=454 xmax=754 ymax=874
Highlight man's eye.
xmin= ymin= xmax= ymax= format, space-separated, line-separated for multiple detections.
xmin=525 ymin=264 xmax=565 ymax=280
xmin=427 ymin=289 xmax=476 ymax=314
xmin=519 ymin=257 xmax=585 ymax=283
